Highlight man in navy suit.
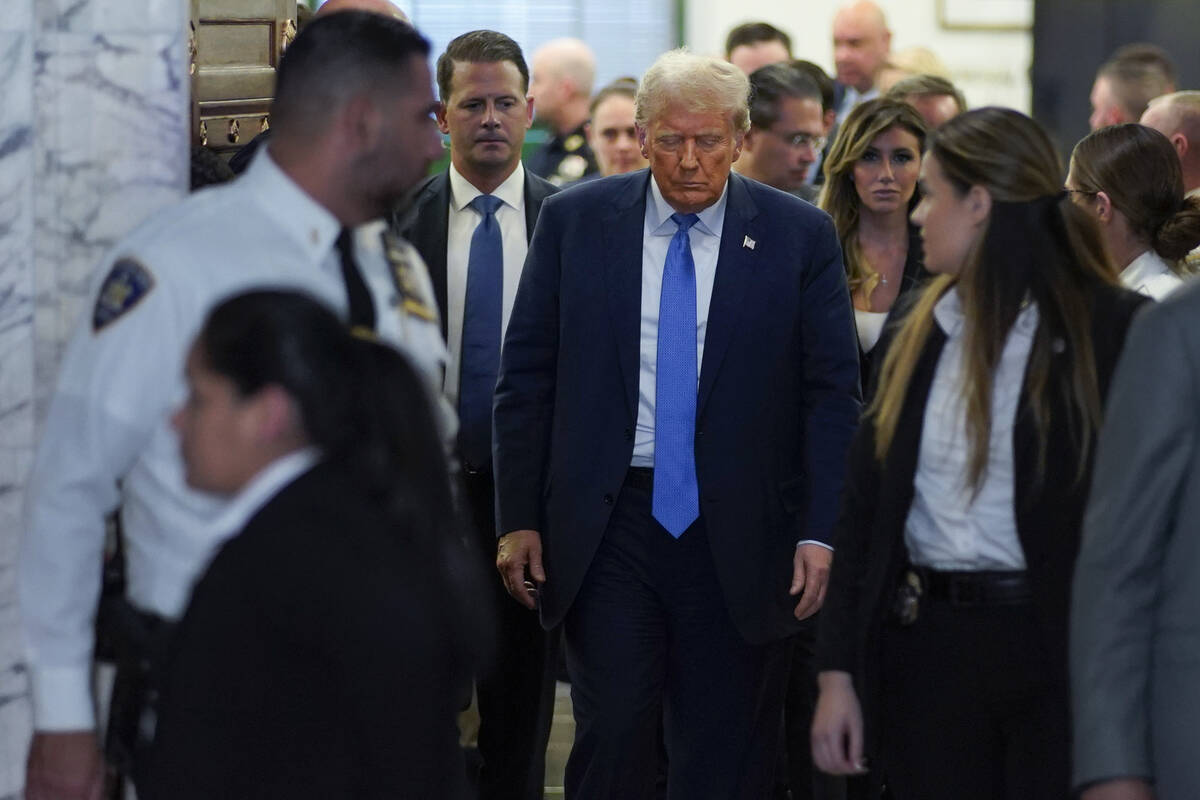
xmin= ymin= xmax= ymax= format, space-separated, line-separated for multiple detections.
xmin=493 ymin=49 xmax=861 ymax=799
xmin=394 ymin=30 xmax=558 ymax=800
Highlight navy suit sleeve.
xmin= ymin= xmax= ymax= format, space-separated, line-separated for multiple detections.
xmin=492 ymin=194 xmax=563 ymax=536
xmin=797 ymin=214 xmax=862 ymax=545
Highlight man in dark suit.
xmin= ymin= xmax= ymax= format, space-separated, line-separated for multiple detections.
xmin=393 ymin=29 xmax=558 ymax=800
xmin=493 ymin=49 xmax=861 ymax=799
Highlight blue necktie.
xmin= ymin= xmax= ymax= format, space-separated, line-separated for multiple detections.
xmin=458 ymin=194 xmax=504 ymax=470
xmin=653 ymin=213 xmax=700 ymax=538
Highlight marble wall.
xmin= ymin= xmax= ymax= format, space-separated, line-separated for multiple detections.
xmin=0 ymin=0 xmax=187 ymax=794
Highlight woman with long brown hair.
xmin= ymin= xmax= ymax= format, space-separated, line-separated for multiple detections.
xmin=810 ymin=108 xmax=1147 ymax=799
xmin=821 ymin=97 xmax=928 ymax=381
xmin=1068 ymin=122 xmax=1200 ymax=299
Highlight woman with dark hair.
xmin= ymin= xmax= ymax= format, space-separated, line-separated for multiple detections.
xmin=1068 ymin=122 xmax=1200 ymax=299
xmin=142 ymin=290 xmax=479 ymax=800
xmin=821 ymin=97 xmax=928 ymax=383
xmin=811 ymin=108 xmax=1147 ymax=799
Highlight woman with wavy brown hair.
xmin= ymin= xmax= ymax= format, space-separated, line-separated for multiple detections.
xmin=1068 ymin=122 xmax=1200 ymax=299
xmin=811 ymin=108 xmax=1147 ymax=799
xmin=821 ymin=97 xmax=928 ymax=382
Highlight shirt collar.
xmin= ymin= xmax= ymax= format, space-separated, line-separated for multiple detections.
xmin=646 ymin=173 xmax=728 ymax=238
xmin=449 ymin=162 xmax=526 ymax=213
xmin=933 ymin=286 xmax=1039 ymax=339
xmin=207 ymin=447 xmax=322 ymax=542
xmin=1121 ymin=249 xmax=1172 ymax=287
xmin=246 ymin=147 xmax=342 ymax=264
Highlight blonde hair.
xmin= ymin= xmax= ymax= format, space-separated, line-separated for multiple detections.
xmin=870 ymin=108 xmax=1117 ymax=490
xmin=636 ymin=49 xmax=750 ymax=133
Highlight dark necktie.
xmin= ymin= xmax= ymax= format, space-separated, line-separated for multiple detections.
xmin=653 ymin=213 xmax=701 ymax=537
xmin=336 ymin=227 xmax=376 ymax=332
xmin=458 ymin=194 xmax=504 ymax=469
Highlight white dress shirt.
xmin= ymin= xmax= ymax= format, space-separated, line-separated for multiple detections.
xmin=630 ymin=177 xmax=728 ymax=467
xmin=205 ymin=448 xmax=320 ymax=546
xmin=903 ymin=289 xmax=1039 ymax=571
xmin=443 ymin=163 xmax=528 ymax=404
xmin=20 ymin=150 xmax=446 ymax=730
xmin=1120 ymin=249 xmax=1185 ymax=301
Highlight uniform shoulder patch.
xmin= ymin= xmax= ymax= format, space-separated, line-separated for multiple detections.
xmin=93 ymin=258 xmax=156 ymax=332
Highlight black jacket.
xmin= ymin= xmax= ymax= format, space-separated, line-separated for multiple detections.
xmin=817 ymin=282 xmax=1147 ymax=763
xmin=143 ymin=460 xmax=472 ymax=800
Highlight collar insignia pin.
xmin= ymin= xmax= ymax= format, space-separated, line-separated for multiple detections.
xmin=743 ymin=235 xmax=756 ymax=250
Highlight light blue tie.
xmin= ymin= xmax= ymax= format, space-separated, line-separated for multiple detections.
xmin=458 ymin=194 xmax=504 ymax=470
xmin=653 ymin=213 xmax=701 ymax=538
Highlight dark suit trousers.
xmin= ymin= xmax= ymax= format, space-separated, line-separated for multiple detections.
xmin=563 ymin=474 xmax=787 ymax=800
xmin=463 ymin=471 xmax=559 ymax=800
xmin=878 ymin=597 xmax=1069 ymax=800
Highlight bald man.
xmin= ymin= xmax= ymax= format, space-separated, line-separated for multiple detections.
xmin=227 ymin=0 xmax=410 ymax=174
xmin=1142 ymin=91 xmax=1200 ymax=196
xmin=831 ymin=0 xmax=891 ymax=123
xmin=526 ymin=38 xmax=600 ymax=185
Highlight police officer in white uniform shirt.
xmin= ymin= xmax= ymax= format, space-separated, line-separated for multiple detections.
xmin=20 ymin=13 xmax=445 ymax=798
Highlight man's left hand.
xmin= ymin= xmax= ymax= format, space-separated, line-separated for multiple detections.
xmin=790 ymin=544 xmax=832 ymax=620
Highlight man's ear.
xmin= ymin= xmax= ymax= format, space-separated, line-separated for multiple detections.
xmin=637 ymin=124 xmax=649 ymax=158
xmin=525 ymin=96 xmax=535 ymax=129
xmin=1171 ymin=132 xmax=1189 ymax=159
xmin=340 ymin=93 xmax=382 ymax=151
xmin=435 ymin=100 xmax=450 ymax=135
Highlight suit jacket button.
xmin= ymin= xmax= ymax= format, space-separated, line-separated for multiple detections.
xmin=603 ymin=493 xmax=614 ymax=505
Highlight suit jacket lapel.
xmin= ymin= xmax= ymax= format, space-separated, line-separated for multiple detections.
xmin=404 ymin=172 xmax=451 ymax=339
xmin=602 ymin=170 xmax=652 ymax=422
xmin=698 ymin=174 xmax=759 ymax=419
xmin=523 ymin=173 xmax=553 ymax=243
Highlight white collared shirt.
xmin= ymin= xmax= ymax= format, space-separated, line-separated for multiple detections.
xmin=205 ymin=448 xmax=321 ymax=547
xmin=443 ymin=163 xmax=528 ymax=404
xmin=903 ymin=289 xmax=1039 ymax=570
xmin=20 ymin=149 xmax=446 ymax=730
xmin=1120 ymin=249 xmax=1185 ymax=301
xmin=630 ymin=176 xmax=728 ymax=467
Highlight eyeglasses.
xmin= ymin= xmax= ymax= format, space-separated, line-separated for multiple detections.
xmin=769 ymin=130 xmax=828 ymax=151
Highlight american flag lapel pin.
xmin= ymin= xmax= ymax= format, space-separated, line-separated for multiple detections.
xmin=743 ymin=235 xmax=756 ymax=250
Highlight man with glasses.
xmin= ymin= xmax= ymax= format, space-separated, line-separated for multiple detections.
xmin=734 ymin=64 xmax=827 ymax=202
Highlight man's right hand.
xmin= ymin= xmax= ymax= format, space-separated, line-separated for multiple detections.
xmin=25 ymin=731 xmax=104 ymax=800
xmin=496 ymin=529 xmax=546 ymax=610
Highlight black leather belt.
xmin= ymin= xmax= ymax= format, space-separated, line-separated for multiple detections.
xmin=625 ymin=467 xmax=654 ymax=491
xmin=918 ymin=567 xmax=1033 ymax=606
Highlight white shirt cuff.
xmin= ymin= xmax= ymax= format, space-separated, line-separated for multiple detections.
xmin=797 ymin=539 xmax=834 ymax=552
xmin=30 ymin=666 xmax=96 ymax=731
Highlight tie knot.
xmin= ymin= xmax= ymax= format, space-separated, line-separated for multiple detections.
xmin=670 ymin=212 xmax=699 ymax=233
xmin=470 ymin=194 xmax=504 ymax=217
xmin=336 ymin=226 xmax=354 ymax=256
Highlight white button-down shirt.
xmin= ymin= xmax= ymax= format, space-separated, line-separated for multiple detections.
xmin=20 ymin=150 xmax=447 ymax=730
xmin=630 ymin=177 xmax=728 ymax=467
xmin=443 ymin=164 xmax=528 ymax=404
xmin=904 ymin=289 xmax=1038 ymax=571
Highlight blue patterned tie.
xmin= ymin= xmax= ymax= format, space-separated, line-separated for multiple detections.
xmin=653 ymin=213 xmax=701 ymax=537
xmin=458 ymin=194 xmax=504 ymax=470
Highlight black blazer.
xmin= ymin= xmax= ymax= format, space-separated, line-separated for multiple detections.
xmin=816 ymin=282 xmax=1148 ymax=761
xmin=855 ymin=224 xmax=927 ymax=389
xmin=394 ymin=167 xmax=559 ymax=339
xmin=143 ymin=460 xmax=471 ymax=800
xmin=494 ymin=170 xmax=862 ymax=643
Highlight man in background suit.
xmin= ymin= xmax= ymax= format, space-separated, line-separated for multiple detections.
xmin=734 ymin=63 xmax=826 ymax=203
xmin=1071 ymin=283 xmax=1200 ymax=800
xmin=493 ymin=49 xmax=860 ymax=799
xmin=394 ymin=29 xmax=558 ymax=800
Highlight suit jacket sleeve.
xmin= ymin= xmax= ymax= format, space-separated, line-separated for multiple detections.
xmin=1070 ymin=299 xmax=1194 ymax=788
xmin=797 ymin=215 xmax=862 ymax=544
xmin=492 ymin=194 xmax=563 ymax=535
